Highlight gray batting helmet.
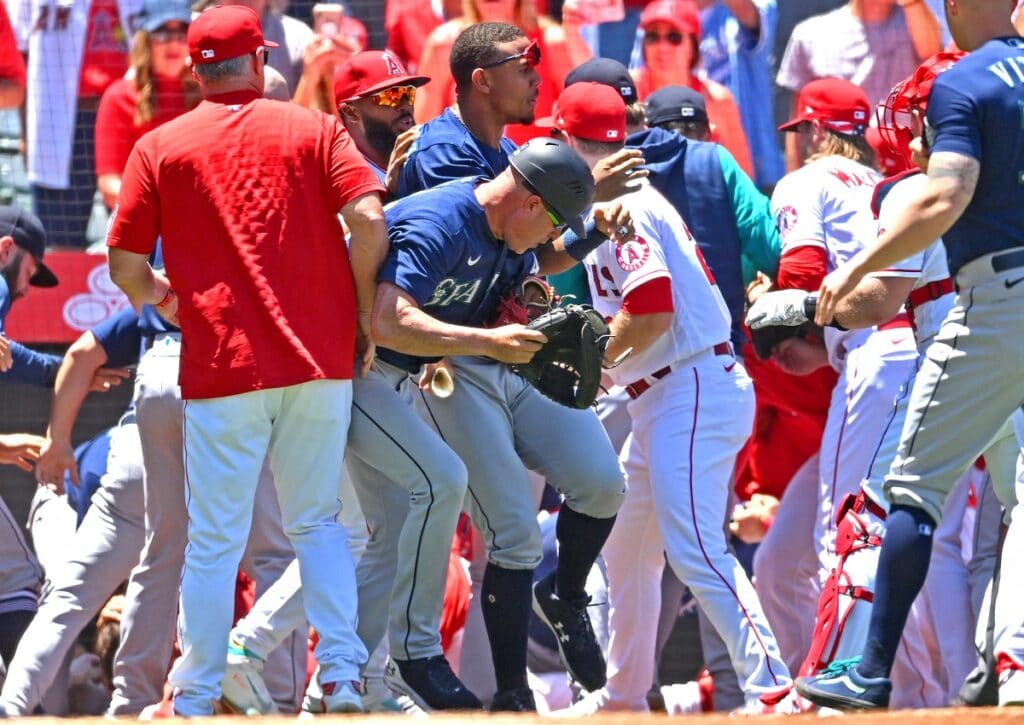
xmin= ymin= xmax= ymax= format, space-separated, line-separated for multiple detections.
xmin=508 ymin=138 xmax=595 ymax=236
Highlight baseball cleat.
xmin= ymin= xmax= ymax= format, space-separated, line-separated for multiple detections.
xmin=532 ymin=572 xmax=607 ymax=692
xmin=384 ymin=655 xmax=482 ymax=711
xmin=220 ymin=637 xmax=277 ymax=715
xmin=489 ymin=686 xmax=537 ymax=712
xmin=319 ymin=681 xmax=364 ymax=714
xmin=795 ymin=658 xmax=890 ymax=710
xmin=999 ymin=667 xmax=1024 ymax=706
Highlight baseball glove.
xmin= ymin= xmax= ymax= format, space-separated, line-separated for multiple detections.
xmin=490 ymin=276 xmax=558 ymax=327
xmin=512 ymin=304 xmax=611 ymax=409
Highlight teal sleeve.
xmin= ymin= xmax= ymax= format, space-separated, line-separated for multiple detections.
xmin=716 ymin=145 xmax=780 ymax=285
xmin=546 ymin=264 xmax=592 ymax=307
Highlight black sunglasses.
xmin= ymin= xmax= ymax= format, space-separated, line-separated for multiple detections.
xmin=480 ymin=39 xmax=542 ymax=69
xmin=644 ymin=31 xmax=684 ymax=46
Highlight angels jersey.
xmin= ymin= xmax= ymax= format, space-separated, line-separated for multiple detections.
xmin=872 ymin=173 xmax=953 ymax=347
xmin=771 ymin=155 xmax=880 ymax=363
xmin=583 ymin=181 xmax=732 ymax=387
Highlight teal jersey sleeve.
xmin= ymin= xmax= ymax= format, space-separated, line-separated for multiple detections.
xmin=546 ymin=264 xmax=592 ymax=307
xmin=716 ymin=145 xmax=780 ymax=285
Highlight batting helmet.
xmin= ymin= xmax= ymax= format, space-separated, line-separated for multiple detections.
xmin=509 ymin=138 xmax=595 ymax=236
xmin=875 ymin=51 xmax=965 ymax=170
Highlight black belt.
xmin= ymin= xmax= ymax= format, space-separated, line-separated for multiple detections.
xmin=991 ymin=248 xmax=1024 ymax=273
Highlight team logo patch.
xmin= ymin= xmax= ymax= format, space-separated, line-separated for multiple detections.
xmin=383 ymin=51 xmax=404 ymax=76
xmin=776 ymin=205 xmax=798 ymax=239
xmin=616 ymin=235 xmax=650 ymax=271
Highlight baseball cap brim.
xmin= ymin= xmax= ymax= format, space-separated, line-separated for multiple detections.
xmin=30 ymin=261 xmax=58 ymax=288
xmin=339 ymin=74 xmax=429 ymax=103
xmin=777 ymin=116 xmax=807 ymax=132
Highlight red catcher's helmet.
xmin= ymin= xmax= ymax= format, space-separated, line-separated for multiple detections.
xmin=875 ymin=51 xmax=966 ymax=171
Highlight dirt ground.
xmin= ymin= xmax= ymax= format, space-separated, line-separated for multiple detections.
xmin=20 ymin=707 xmax=1024 ymax=723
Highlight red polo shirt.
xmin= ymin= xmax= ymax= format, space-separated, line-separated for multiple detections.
xmin=107 ymin=89 xmax=384 ymax=400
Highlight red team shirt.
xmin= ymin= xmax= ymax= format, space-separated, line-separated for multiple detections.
xmin=106 ymin=89 xmax=385 ymax=400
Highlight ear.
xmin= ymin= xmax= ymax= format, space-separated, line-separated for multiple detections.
xmin=0 ymin=236 xmax=13 ymax=264
xmin=338 ymin=103 xmax=359 ymax=124
xmin=470 ymin=67 xmax=492 ymax=96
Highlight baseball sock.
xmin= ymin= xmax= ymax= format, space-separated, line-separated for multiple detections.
xmin=857 ymin=504 xmax=935 ymax=679
xmin=481 ymin=564 xmax=532 ymax=692
xmin=555 ymin=506 xmax=616 ymax=602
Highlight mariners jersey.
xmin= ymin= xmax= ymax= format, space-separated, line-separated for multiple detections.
xmin=771 ymin=155 xmax=880 ymax=362
xmin=872 ymin=173 xmax=952 ymax=347
xmin=583 ymin=181 xmax=732 ymax=387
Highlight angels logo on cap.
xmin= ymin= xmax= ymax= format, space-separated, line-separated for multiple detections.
xmin=383 ymin=51 xmax=404 ymax=76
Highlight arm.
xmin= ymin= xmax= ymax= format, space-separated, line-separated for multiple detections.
xmin=97 ymin=173 xmax=121 ymax=210
xmin=34 ymin=331 xmax=110 ymax=489
xmin=371 ymin=282 xmax=546 ymax=363
xmin=605 ymin=310 xmax=673 ymax=364
xmin=108 ymin=247 xmax=175 ymax=321
xmin=0 ymin=339 xmax=62 ymax=387
xmin=900 ymin=0 xmax=942 ymax=62
xmin=721 ymin=0 xmax=761 ymax=33
xmin=718 ymin=146 xmax=779 ymax=283
xmin=815 ymin=152 xmax=978 ymax=324
xmin=831 ymin=275 xmax=915 ymax=329
xmin=341 ymin=191 xmax=388 ymax=374
xmin=536 ymin=202 xmax=634 ymax=275
xmin=292 ymin=34 xmax=356 ymax=113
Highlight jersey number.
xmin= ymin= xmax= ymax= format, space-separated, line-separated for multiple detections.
xmin=588 ymin=264 xmax=622 ymax=298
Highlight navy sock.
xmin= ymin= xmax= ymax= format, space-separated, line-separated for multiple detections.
xmin=857 ymin=504 xmax=936 ymax=679
xmin=555 ymin=506 xmax=616 ymax=602
xmin=481 ymin=563 xmax=533 ymax=692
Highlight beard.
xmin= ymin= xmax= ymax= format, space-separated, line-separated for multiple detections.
xmin=0 ymin=250 xmax=24 ymax=301
xmin=362 ymin=113 xmax=410 ymax=166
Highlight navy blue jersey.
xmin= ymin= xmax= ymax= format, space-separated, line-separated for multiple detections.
xmin=377 ymin=178 xmax=539 ymax=372
xmin=926 ymin=37 xmax=1024 ymax=274
xmin=91 ymin=308 xmax=142 ymax=368
xmin=0 ymin=274 xmax=61 ymax=387
xmin=398 ymin=108 xmax=517 ymax=196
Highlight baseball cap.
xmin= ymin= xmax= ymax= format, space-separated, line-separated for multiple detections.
xmin=564 ymin=57 xmax=637 ymax=105
xmin=640 ymin=0 xmax=701 ymax=38
xmin=549 ymin=83 xmax=627 ymax=143
xmin=645 ymin=85 xmax=708 ymax=126
xmin=334 ymin=50 xmax=430 ymax=104
xmin=779 ymin=77 xmax=871 ymax=135
xmin=139 ymin=0 xmax=191 ymax=33
xmin=0 ymin=206 xmax=58 ymax=287
xmin=188 ymin=5 xmax=278 ymax=66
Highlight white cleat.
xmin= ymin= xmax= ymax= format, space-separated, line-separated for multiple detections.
xmin=552 ymin=689 xmax=645 ymax=718
xmin=221 ymin=639 xmax=277 ymax=715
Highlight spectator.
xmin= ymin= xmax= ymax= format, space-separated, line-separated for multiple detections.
xmin=414 ymin=0 xmax=590 ymax=142
xmin=95 ymin=0 xmax=199 ymax=209
xmin=13 ymin=0 xmax=141 ymax=248
xmin=776 ymin=0 xmax=942 ymax=169
xmin=630 ymin=0 xmax=754 ymax=179
xmin=385 ymin=0 xmax=462 ymax=73
xmin=696 ymin=0 xmax=784 ymax=189
xmin=0 ymin=2 xmax=26 ymax=108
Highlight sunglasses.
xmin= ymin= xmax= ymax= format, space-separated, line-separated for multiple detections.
xmin=644 ymin=31 xmax=685 ymax=46
xmin=150 ymin=24 xmax=188 ymax=43
xmin=251 ymin=47 xmax=270 ymax=64
xmin=480 ymin=39 xmax=542 ymax=69
xmin=544 ymin=205 xmax=568 ymax=234
xmin=368 ymin=84 xmax=417 ymax=108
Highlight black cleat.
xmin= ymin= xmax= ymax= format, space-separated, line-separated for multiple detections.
xmin=384 ymin=655 xmax=482 ymax=711
xmin=532 ymin=572 xmax=607 ymax=692
xmin=490 ymin=687 xmax=537 ymax=712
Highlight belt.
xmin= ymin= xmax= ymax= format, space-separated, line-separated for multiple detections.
xmin=991 ymin=248 xmax=1024 ymax=273
xmin=877 ymin=312 xmax=911 ymax=332
xmin=625 ymin=342 xmax=732 ymax=400
xmin=906 ymin=278 xmax=953 ymax=310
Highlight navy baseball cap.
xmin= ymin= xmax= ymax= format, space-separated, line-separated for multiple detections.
xmin=564 ymin=58 xmax=637 ymax=105
xmin=646 ymin=85 xmax=708 ymax=126
xmin=0 ymin=206 xmax=58 ymax=287
xmin=139 ymin=0 xmax=191 ymax=33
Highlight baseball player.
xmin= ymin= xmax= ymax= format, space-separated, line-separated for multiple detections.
xmin=747 ymin=54 xmax=1024 ymax=707
xmin=375 ymin=138 xmax=630 ymax=711
xmin=543 ymin=82 xmax=795 ymax=716
xmin=106 ymin=5 xmax=387 ymax=715
xmin=796 ymin=3 xmax=1024 ymax=709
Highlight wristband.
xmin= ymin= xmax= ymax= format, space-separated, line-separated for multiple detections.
xmin=155 ymin=288 xmax=176 ymax=309
xmin=803 ymin=293 xmax=847 ymax=330
xmin=561 ymin=220 xmax=609 ymax=262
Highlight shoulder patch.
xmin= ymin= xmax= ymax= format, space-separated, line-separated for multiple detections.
xmin=776 ymin=205 xmax=798 ymax=239
xmin=616 ymin=236 xmax=651 ymax=272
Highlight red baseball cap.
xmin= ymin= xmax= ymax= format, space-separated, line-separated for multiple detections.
xmin=640 ymin=0 xmax=701 ymax=38
xmin=779 ymin=77 xmax=871 ymax=135
xmin=188 ymin=5 xmax=278 ymax=66
xmin=334 ymin=50 xmax=430 ymax=104
xmin=547 ymin=82 xmax=626 ymax=143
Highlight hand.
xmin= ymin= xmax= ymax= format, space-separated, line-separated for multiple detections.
xmin=729 ymin=494 xmax=779 ymax=544
xmin=301 ymin=33 xmax=358 ymax=80
xmin=486 ymin=324 xmax=547 ymax=364
xmin=356 ymin=311 xmax=375 ymax=378
xmin=0 ymin=433 xmax=46 ymax=472
xmin=89 ymin=367 xmax=132 ymax=393
xmin=35 ymin=437 xmax=78 ymax=489
xmin=97 ymin=593 xmax=125 ymax=628
xmin=908 ymin=136 xmax=930 ymax=173
xmin=744 ymin=289 xmax=809 ymax=329
xmin=386 ymin=126 xmax=419 ymax=196
xmin=593 ymin=148 xmax=647 ymax=202
xmin=814 ymin=264 xmax=863 ymax=327
xmin=0 ymin=335 xmax=11 ymax=372
xmin=593 ymin=201 xmax=634 ymax=244
xmin=744 ymin=271 xmax=772 ymax=306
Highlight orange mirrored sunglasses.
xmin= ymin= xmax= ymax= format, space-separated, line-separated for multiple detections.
xmin=369 ymin=84 xmax=417 ymax=108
